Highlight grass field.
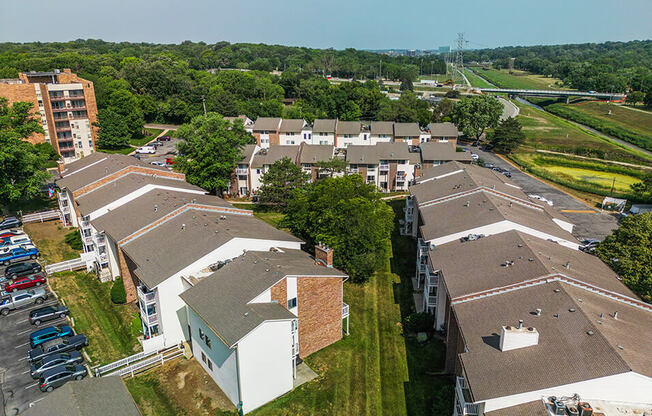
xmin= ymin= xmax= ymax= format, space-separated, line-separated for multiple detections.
xmin=474 ymin=68 xmax=568 ymax=90
xmin=48 ymin=271 xmax=142 ymax=365
xmin=23 ymin=221 xmax=81 ymax=264
xmin=231 ymin=203 xmax=287 ymax=229
xmin=542 ymin=101 xmax=652 ymax=152
xmin=465 ymin=69 xmax=494 ymax=88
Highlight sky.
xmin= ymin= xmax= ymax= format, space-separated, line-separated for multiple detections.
xmin=1 ymin=0 xmax=651 ymax=50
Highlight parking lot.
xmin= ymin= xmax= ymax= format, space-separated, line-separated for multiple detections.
xmin=132 ymin=135 xmax=181 ymax=167
xmin=469 ymin=146 xmax=619 ymax=241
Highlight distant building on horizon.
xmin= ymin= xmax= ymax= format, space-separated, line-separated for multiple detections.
xmin=0 ymin=68 xmax=98 ymax=161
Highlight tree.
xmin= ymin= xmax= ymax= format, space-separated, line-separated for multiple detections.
xmin=175 ymin=113 xmax=254 ymax=194
xmin=445 ymin=90 xmax=460 ymax=98
xmin=630 ymin=172 xmax=652 ymax=199
xmin=595 ymin=212 xmax=652 ymax=301
xmin=452 ymin=95 xmax=503 ymax=140
xmin=258 ymin=157 xmax=310 ymax=206
xmin=488 ymin=117 xmax=526 ymax=153
xmin=0 ymin=98 xmax=50 ymax=205
xmin=625 ymin=91 xmax=645 ymax=106
xmin=314 ymin=158 xmax=348 ymax=177
xmin=95 ymin=109 xmax=130 ymax=149
xmin=283 ymin=175 xmax=394 ymax=282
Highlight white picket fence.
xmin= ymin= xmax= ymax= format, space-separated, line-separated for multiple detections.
xmin=45 ymin=256 xmax=86 ymax=274
xmin=96 ymin=344 xmax=185 ymax=378
xmin=21 ymin=210 xmax=60 ymax=224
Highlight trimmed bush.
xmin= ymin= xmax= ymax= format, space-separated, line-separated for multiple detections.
xmin=64 ymin=230 xmax=83 ymax=251
xmin=110 ymin=278 xmax=127 ymax=304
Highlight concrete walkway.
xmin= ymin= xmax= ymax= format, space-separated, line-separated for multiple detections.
xmin=144 ymin=123 xmax=181 ymax=130
xmin=293 ymin=362 xmax=317 ymax=389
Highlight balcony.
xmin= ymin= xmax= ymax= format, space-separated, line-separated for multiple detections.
xmin=348 ymin=167 xmax=359 ymax=174
xmin=379 ymin=164 xmax=389 ymax=173
xmin=137 ymin=285 xmax=157 ymax=304
xmin=235 ymin=168 xmax=249 ymax=175
xmin=144 ymin=311 xmax=158 ymax=326
xmin=455 ymin=377 xmax=479 ymax=416
xmin=342 ymin=303 xmax=349 ymax=318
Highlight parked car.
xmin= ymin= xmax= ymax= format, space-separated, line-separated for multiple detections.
xmin=149 ymin=141 xmax=162 ymax=147
xmin=579 ymin=238 xmax=601 ymax=253
xmin=136 ymin=146 xmax=156 ymax=154
xmin=30 ymin=305 xmax=70 ymax=326
xmin=30 ymin=325 xmax=74 ymax=348
xmin=165 ymin=157 xmax=175 ymax=165
xmin=150 ymin=161 xmax=166 ymax=166
xmin=30 ymin=351 xmax=84 ymax=379
xmin=158 ymin=135 xmax=171 ymax=141
xmin=0 ymin=245 xmax=39 ymax=265
xmin=0 ymin=216 xmax=22 ymax=231
xmin=471 ymin=153 xmax=479 ymax=160
xmin=0 ymin=287 xmax=48 ymax=316
xmin=3 ymin=273 xmax=46 ymax=292
xmin=0 ymin=241 xmax=34 ymax=255
xmin=28 ymin=335 xmax=88 ymax=362
xmin=39 ymin=364 xmax=88 ymax=392
xmin=1 ymin=233 xmax=29 ymax=245
xmin=0 ymin=230 xmax=25 ymax=239
xmin=528 ymin=194 xmax=554 ymax=206
xmin=4 ymin=261 xmax=42 ymax=279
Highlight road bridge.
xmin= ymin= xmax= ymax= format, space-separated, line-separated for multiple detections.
xmin=480 ymin=88 xmax=625 ymax=101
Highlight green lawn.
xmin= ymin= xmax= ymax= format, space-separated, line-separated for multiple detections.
xmin=129 ymin=128 xmax=164 ymax=147
xmin=231 ymin=203 xmax=287 ymax=229
xmin=464 ymin=69 xmax=494 ymax=88
xmin=23 ymin=221 xmax=81 ymax=264
xmin=48 ymin=271 xmax=142 ymax=365
xmin=474 ymin=68 xmax=568 ymax=90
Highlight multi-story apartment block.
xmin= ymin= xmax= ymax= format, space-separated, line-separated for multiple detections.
xmin=0 ymin=69 xmax=98 ymax=161
xmin=312 ymin=119 xmax=337 ymax=145
xmin=180 ymin=246 xmax=349 ymax=414
xmin=393 ymin=122 xmax=422 ymax=145
xmin=232 ymin=144 xmax=259 ymax=197
xmin=279 ymin=119 xmax=310 ymax=145
xmin=249 ymin=146 xmax=301 ymax=193
xmin=251 ymin=117 xmax=282 ymax=148
xmin=346 ymin=143 xmax=416 ymax=191
xmin=420 ymin=142 xmax=472 ymax=168
xmin=427 ymin=122 xmax=462 ymax=146
xmin=369 ymin=121 xmax=394 ymax=144
xmin=336 ymin=121 xmax=369 ymax=147
xmin=224 ymin=115 xmax=254 ymax=134
xmin=297 ymin=143 xmax=336 ymax=181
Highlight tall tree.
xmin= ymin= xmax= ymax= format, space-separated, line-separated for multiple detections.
xmin=452 ymin=95 xmax=503 ymax=140
xmin=95 ymin=109 xmax=130 ymax=149
xmin=314 ymin=158 xmax=348 ymax=177
xmin=283 ymin=175 xmax=394 ymax=282
xmin=175 ymin=113 xmax=254 ymax=194
xmin=258 ymin=157 xmax=310 ymax=207
xmin=0 ymin=98 xmax=49 ymax=205
xmin=488 ymin=117 xmax=526 ymax=153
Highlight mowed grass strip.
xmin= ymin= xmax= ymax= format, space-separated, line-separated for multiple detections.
xmin=23 ymin=222 xmax=81 ymax=264
xmin=474 ymin=68 xmax=567 ymax=90
xmin=465 ymin=69 xmax=494 ymax=88
xmin=48 ymin=271 xmax=142 ymax=365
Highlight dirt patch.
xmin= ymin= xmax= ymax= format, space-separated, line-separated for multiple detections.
xmin=23 ymin=221 xmax=81 ymax=263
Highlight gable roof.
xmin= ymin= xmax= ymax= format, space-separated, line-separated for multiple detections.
xmin=312 ymin=119 xmax=337 ymax=133
xmin=252 ymin=117 xmax=281 ymax=131
xmin=238 ymin=144 xmax=258 ymax=164
xmin=279 ymin=119 xmax=305 ymax=133
xmin=298 ymin=144 xmax=335 ymax=164
xmin=420 ymin=142 xmax=472 ymax=162
xmin=21 ymin=377 xmax=141 ymax=416
xmin=370 ymin=121 xmax=394 ymax=135
xmin=393 ymin=122 xmax=421 ymax=137
xmin=346 ymin=142 xmax=411 ymax=165
xmin=336 ymin=121 xmax=362 ymax=135
xmin=181 ymin=249 xmax=346 ymax=347
xmin=251 ymin=146 xmax=300 ymax=168
xmin=428 ymin=122 xmax=461 ymax=137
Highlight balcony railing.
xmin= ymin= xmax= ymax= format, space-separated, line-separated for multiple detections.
xmin=455 ymin=377 xmax=479 ymax=415
xmin=138 ymin=286 xmax=157 ymax=304
xmin=342 ymin=303 xmax=349 ymax=318
xmin=235 ymin=168 xmax=249 ymax=175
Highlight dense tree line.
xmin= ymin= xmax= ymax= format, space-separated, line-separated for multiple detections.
xmin=465 ymin=40 xmax=652 ymax=102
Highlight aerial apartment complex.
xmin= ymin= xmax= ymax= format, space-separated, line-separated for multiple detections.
xmin=403 ymin=162 xmax=652 ymax=415
xmin=0 ymin=69 xmax=98 ymax=161
xmin=54 ymin=153 xmax=350 ymax=414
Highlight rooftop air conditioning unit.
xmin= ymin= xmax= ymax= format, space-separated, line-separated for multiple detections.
xmin=577 ymin=402 xmax=593 ymax=416
xmin=553 ymin=401 xmax=566 ymax=415
xmin=566 ymin=405 xmax=579 ymax=416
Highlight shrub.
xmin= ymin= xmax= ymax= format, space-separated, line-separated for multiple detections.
xmin=404 ymin=312 xmax=434 ymax=333
xmin=110 ymin=278 xmax=127 ymax=304
xmin=64 ymin=230 xmax=83 ymax=251
xmin=431 ymin=384 xmax=455 ymax=415
xmin=445 ymin=90 xmax=460 ymax=98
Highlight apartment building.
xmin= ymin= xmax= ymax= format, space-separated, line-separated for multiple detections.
xmin=393 ymin=122 xmax=422 ymax=145
xmin=232 ymin=144 xmax=259 ymax=197
xmin=249 ymin=146 xmax=301 ymax=193
xmin=427 ymin=122 xmax=462 ymax=146
xmin=224 ymin=115 xmax=254 ymax=133
xmin=420 ymin=142 xmax=472 ymax=168
xmin=180 ymin=246 xmax=349 ymax=414
xmin=346 ymin=142 xmax=417 ymax=191
xmin=251 ymin=117 xmax=282 ymax=148
xmin=297 ymin=143 xmax=336 ymax=181
xmin=279 ymin=119 xmax=310 ymax=145
xmin=0 ymin=69 xmax=98 ymax=161
xmin=312 ymin=119 xmax=337 ymax=145
xmin=336 ymin=121 xmax=369 ymax=147
xmin=369 ymin=121 xmax=394 ymax=144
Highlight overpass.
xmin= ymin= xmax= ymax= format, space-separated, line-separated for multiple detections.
xmin=480 ymin=88 xmax=625 ymax=101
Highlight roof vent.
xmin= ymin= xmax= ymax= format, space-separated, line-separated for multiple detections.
xmin=220 ymin=215 xmax=227 ymax=220
xmin=464 ymin=201 xmax=470 ymax=207
xmin=569 ymin=308 xmax=576 ymax=312
xmin=553 ymin=288 xmax=560 ymax=293
xmin=587 ymin=331 xmax=594 ymax=336
xmin=613 ymin=311 xmax=618 ymax=320
xmin=617 ymin=344 xmax=624 ymax=350
xmin=565 ymin=262 xmax=571 ymax=269
xmin=535 ymin=308 xmax=541 ymax=316
xmin=181 ymin=224 xmax=186 ymax=231
xmin=499 ymin=321 xmax=539 ymax=352
xmin=154 ymin=204 xmax=158 ymax=212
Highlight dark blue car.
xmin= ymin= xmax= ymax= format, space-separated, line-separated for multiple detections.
xmin=30 ymin=325 xmax=74 ymax=348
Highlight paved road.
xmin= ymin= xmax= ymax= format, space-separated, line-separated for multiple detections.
xmin=498 ymin=97 xmax=519 ymax=120
xmin=144 ymin=123 xmax=181 ymax=130
xmin=470 ymin=147 xmax=619 ymax=241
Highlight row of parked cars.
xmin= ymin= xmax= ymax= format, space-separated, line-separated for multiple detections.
xmin=1 ymin=218 xmax=90 ymax=392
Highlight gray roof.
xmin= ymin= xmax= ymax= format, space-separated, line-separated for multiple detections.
xmin=181 ymin=249 xmax=346 ymax=347
xmin=224 ymin=115 xmax=252 ymax=126
xmin=370 ymin=121 xmax=394 ymax=135
xmin=91 ymin=190 xmax=231 ymax=242
xmin=420 ymin=142 xmax=472 ymax=162
xmin=279 ymin=119 xmax=305 ymax=133
xmin=251 ymin=146 xmax=300 ymax=168
xmin=312 ymin=119 xmax=337 ymax=133
xmin=121 ymin=208 xmax=301 ymax=288
xmin=456 ymin=280 xmax=649 ymax=401
xmin=346 ymin=142 xmax=411 ymax=165
xmin=484 ymin=401 xmax=548 ymax=416
xmin=393 ymin=122 xmax=421 ymax=137
xmin=252 ymin=117 xmax=281 ymax=132
xmin=418 ymin=191 xmax=577 ymax=243
xmin=57 ymin=152 xmax=171 ymax=192
xmin=21 ymin=377 xmax=141 ymax=416
xmin=430 ymin=230 xmax=635 ymax=300
xmin=74 ymin=174 xmax=204 ymax=217
xmin=238 ymin=144 xmax=257 ymax=163
xmin=298 ymin=144 xmax=334 ymax=164
xmin=336 ymin=121 xmax=362 ymax=135
xmin=428 ymin=122 xmax=461 ymax=137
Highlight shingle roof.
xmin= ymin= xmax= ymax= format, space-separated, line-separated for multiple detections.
xmin=91 ymin=190 xmax=231 ymax=242
xmin=279 ymin=119 xmax=305 ymax=133
xmin=298 ymin=144 xmax=334 ymax=164
xmin=252 ymin=117 xmax=281 ymax=131
xmin=121 ymin=209 xmax=301 ymax=288
xmin=251 ymin=146 xmax=300 ymax=168
xmin=74 ymin=173 xmax=204 ymax=217
xmin=456 ymin=281 xmax=645 ymax=401
xmin=420 ymin=142 xmax=472 ymax=162
xmin=370 ymin=121 xmax=394 ymax=135
xmin=238 ymin=144 xmax=257 ymax=163
xmin=484 ymin=401 xmax=548 ymax=416
xmin=57 ymin=152 xmax=171 ymax=192
xmin=336 ymin=121 xmax=362 ymax=135
xmin=430 ymin=230 xmax=634 ymax=300
xmin=181 ymin=249 xmax=346 ymax=347
xmin=428 ymin=122 xmax=460 ymax=137
xmin=346 ymin=142 xmax=411 ymax=165
xmin=393 ymin=122 xmax=421 ymax=137
xmin=21 ymin=377 xmax=141 ymax=416
xmin=312 ymin=119 xmax=337 ymax=133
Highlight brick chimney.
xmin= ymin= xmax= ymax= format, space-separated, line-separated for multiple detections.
xmin=315 ymin=242 xmax=333 ymax=267
xmin=57 ymin=160 xmax=65 ymax=176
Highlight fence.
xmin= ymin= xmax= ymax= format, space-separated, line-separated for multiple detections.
xmin=96 ymin=343 xmax=185 ymax=378
xmin=45 ymin=257 xmax=86 ymax=274
xmin=21 ymin=210 xmax=60 ymax=224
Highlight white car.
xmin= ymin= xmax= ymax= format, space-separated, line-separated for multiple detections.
xmin=471 ymin=153 xmax=479 ymax=160
xmin=528 ymin=194 xmax=554 ymax=206
xmin=150 ymin=161 xmax=166 ymax=166
xmin=136 ymin=146 xmax=156 ymax=154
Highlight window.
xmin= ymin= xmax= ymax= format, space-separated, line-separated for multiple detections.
xmin=207 ymin=359 xmax=213 ymax=371
xmin=199 ymin=328 xmax=205 ymax=339
xmin=201 ymin=351 xmax=206 ymax=363
xmin=205 ymin=336 xmax=211 ymax=349
xmin=287 ymin=297 xmax=297 ymax=309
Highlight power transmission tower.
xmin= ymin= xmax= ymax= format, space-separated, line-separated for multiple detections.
xmin=455 ymin=32 xmax=465 ymax=82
